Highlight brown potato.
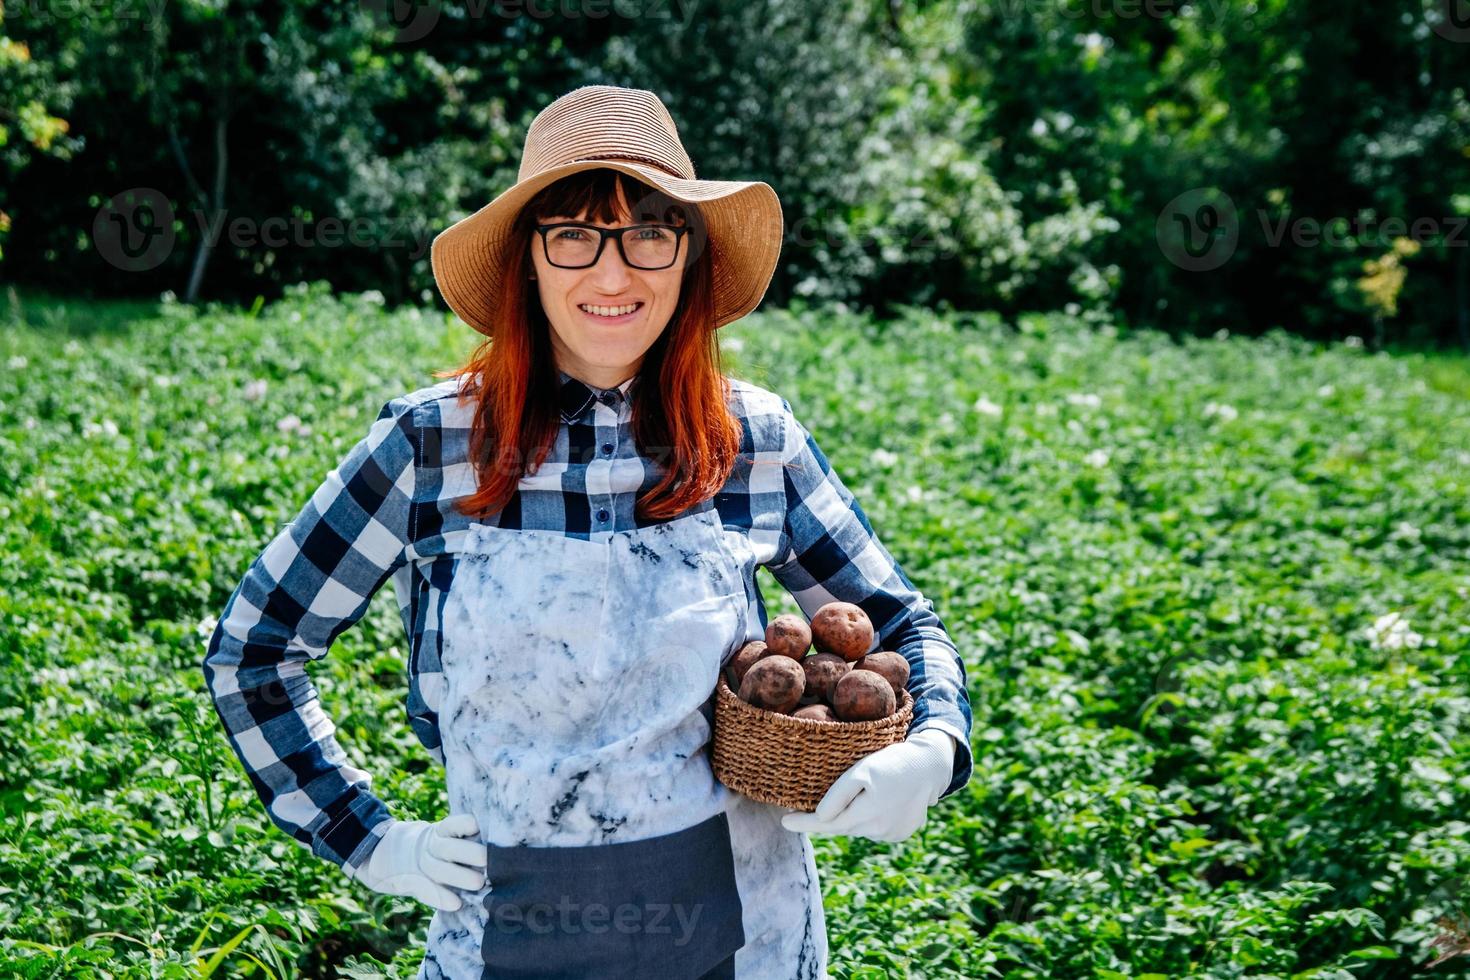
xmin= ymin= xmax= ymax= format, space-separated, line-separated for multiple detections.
xmin=792 ymin=703 xmax=837 ymax=723
xmin=831 ymin=669 xmax=896 ymax=722
xmin=810 ymin=601 xmax=874 ymax=662
xmin=801 ymin=653 xmax=850 ymax=705
xmin=738 ymin=656 xmax=805 ymax=714
xmin=764 ymin=614 xmax=812 ymax=661
xmin=725 ymin=640 xmax=770 ymax=689
xmin=853 ymin=651 xmax=909 ymax=701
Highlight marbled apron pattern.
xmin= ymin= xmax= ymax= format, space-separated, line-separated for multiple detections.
xmin=415 ymin=510 xmax=829 ymax=979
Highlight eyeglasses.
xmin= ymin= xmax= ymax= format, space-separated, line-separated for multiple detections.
xmin=534 ymin=221 xmax=690 ymax=270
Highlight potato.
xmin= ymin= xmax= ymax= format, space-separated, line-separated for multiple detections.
xmin=764 ymin=613 xmax=812 ymax=661
xmin=831 ymin=669 xmax=895 ymax=722
xmin=792 ymin=703 xmax=837 ymax=722
xmin=725 ymin=640 xmax=770 ymax=689
xmin=738 ymin=656 xmax=805 ymax=714
xmin=801 ymin=653 xmax=850 ymax=705
xmin=853 ymin=651 xmax=909 ymax=701
xmin=810 ymin=601 xmax=874 ymax=662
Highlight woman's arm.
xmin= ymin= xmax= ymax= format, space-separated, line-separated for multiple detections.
xmin=201 ymin=397 xmax=420 ymax=877
xmin=767 ymin=397 xmax=973 ymax=801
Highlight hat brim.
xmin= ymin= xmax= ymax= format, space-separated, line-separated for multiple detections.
xmin=430 ymin=159 xmax=784 ymax=336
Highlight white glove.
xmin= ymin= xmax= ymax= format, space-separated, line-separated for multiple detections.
xmin=780 ymin=728 xmax=958 ymax=843
xmin=348 ymin=813 xmax=487 ymax=912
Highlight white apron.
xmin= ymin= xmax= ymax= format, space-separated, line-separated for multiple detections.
xmin=415 ymin=505 xmax=830 ymax=979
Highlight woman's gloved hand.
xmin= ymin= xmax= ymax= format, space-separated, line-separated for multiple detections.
xmin=349 ymin=813 xmax=488 ymax=912
xmin=779 ymin=728 xmax=958 ymax=843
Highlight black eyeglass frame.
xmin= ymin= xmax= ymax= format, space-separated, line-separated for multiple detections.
xmin=533 ymin=221 xmax=692 ymax=270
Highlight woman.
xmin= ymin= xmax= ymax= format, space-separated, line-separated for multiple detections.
xmin=203 ymin=85 xmax=973 ymax=979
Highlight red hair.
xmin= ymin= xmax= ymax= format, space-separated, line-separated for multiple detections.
xmin=434 ymin=168 xmax=745 ymax=524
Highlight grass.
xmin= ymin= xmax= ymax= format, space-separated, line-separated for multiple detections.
xmin=2 ymin=284 xmax=1468 ymax=977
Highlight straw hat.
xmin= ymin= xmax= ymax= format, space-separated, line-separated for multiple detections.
xmin=429 ymin=85 xmax=784 ymax=336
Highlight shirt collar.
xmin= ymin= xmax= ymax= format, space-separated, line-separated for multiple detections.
xmin=557 ymin=368 xmax=637 ymax=424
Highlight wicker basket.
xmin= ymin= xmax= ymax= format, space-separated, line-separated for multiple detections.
xmin=709 ymin=673 xmax=915 ymax=812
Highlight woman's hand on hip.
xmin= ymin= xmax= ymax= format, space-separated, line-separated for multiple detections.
xmin=350 ymin=813 xmax=487 ymax=912
xmin=779 ymin=728 xmax=957 ymax=843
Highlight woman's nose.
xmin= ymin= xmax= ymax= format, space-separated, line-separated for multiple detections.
xmin=586 ymin=236 xmax=634 ymax=287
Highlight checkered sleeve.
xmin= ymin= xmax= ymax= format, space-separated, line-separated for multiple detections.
xmin=767 ymin=397 xmax=973 ymax=801
xmin=201 ymin=397 xmax=419 ymax=877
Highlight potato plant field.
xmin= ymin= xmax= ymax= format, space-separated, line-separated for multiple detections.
xmin=2 ymin=284 xmax=1469 ymax=978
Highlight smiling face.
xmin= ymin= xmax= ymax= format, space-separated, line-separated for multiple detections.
xmin=530 ymin=180 xmax=689 ymax=391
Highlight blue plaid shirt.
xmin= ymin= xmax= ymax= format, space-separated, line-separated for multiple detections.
xmin=202 ymin=368 xmax=974 ymax=876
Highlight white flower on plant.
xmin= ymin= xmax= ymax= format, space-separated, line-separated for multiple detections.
xmin=289 ymin=310 xmax=303 ymax=323
xmin=1316 ymin=383 xmax=1335 ymax=398
xmin=1083 ymin=448 xmax=1110 ymax=467
xmin=276 ymin=414 xmax=312 ymax=436
xmin=243 ymin=378 xmax=269 ymax=402
xmin=196 ymin=614 xmax=219 ymax=639
xmin=1066 ymin=392 xmax=1101 ymax=409
xmin=7 ymin=355 xmax=27 ymax=370
xmin=906 ymin=485 xmax=924 ymax=502
xmin=153 ymin=374 xmax=175 ymax=388
xmin=1364 ymin=612 xmax=1424 ymax=651
xmin=1388 ymin=521 xmax=1421 ymax=542
xmin=82 ymin=418 xmax=120 ymax=438
xmin=1344 ymin=336 xmax=1364 ymax=348
xmin=360 ymin=289 xmax=386 ymax=306
xmin=723 ymin=337 xmax=745 ymax=353
xmin=871 ymin=448 xmax=899 ymax=467
xmin=973 ymin=395 xmax=1003 ymax=417
xmin=1203 ymin=401 xmax=1238 ymax=421
xmin=1036 ymin=402 xmax=1058 ymax=417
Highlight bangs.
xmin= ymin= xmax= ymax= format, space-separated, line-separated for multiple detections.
xmin=528 ymin=168 xmax=695 ymax=227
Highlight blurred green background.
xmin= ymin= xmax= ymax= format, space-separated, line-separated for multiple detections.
xmin=2 ymin=0 xmax=1468 ymax=348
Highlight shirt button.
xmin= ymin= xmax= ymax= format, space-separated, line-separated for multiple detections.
xmin=601 ymin=442 xmax=614 ymax=456
xmin=596 ymin=508 xmax=609 ymax=523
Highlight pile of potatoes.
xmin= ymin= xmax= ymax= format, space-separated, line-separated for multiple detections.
xmin=724 ymin=601 xmax=909 ymax=722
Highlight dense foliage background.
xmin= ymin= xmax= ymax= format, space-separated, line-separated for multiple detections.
xmin=5 ymin=1 xmax=1470 ymax=977
xmin=2 ymin=0 xmax=1468 ymax=346
xmin=1 ymin=289 xmax=1468 ymax=976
